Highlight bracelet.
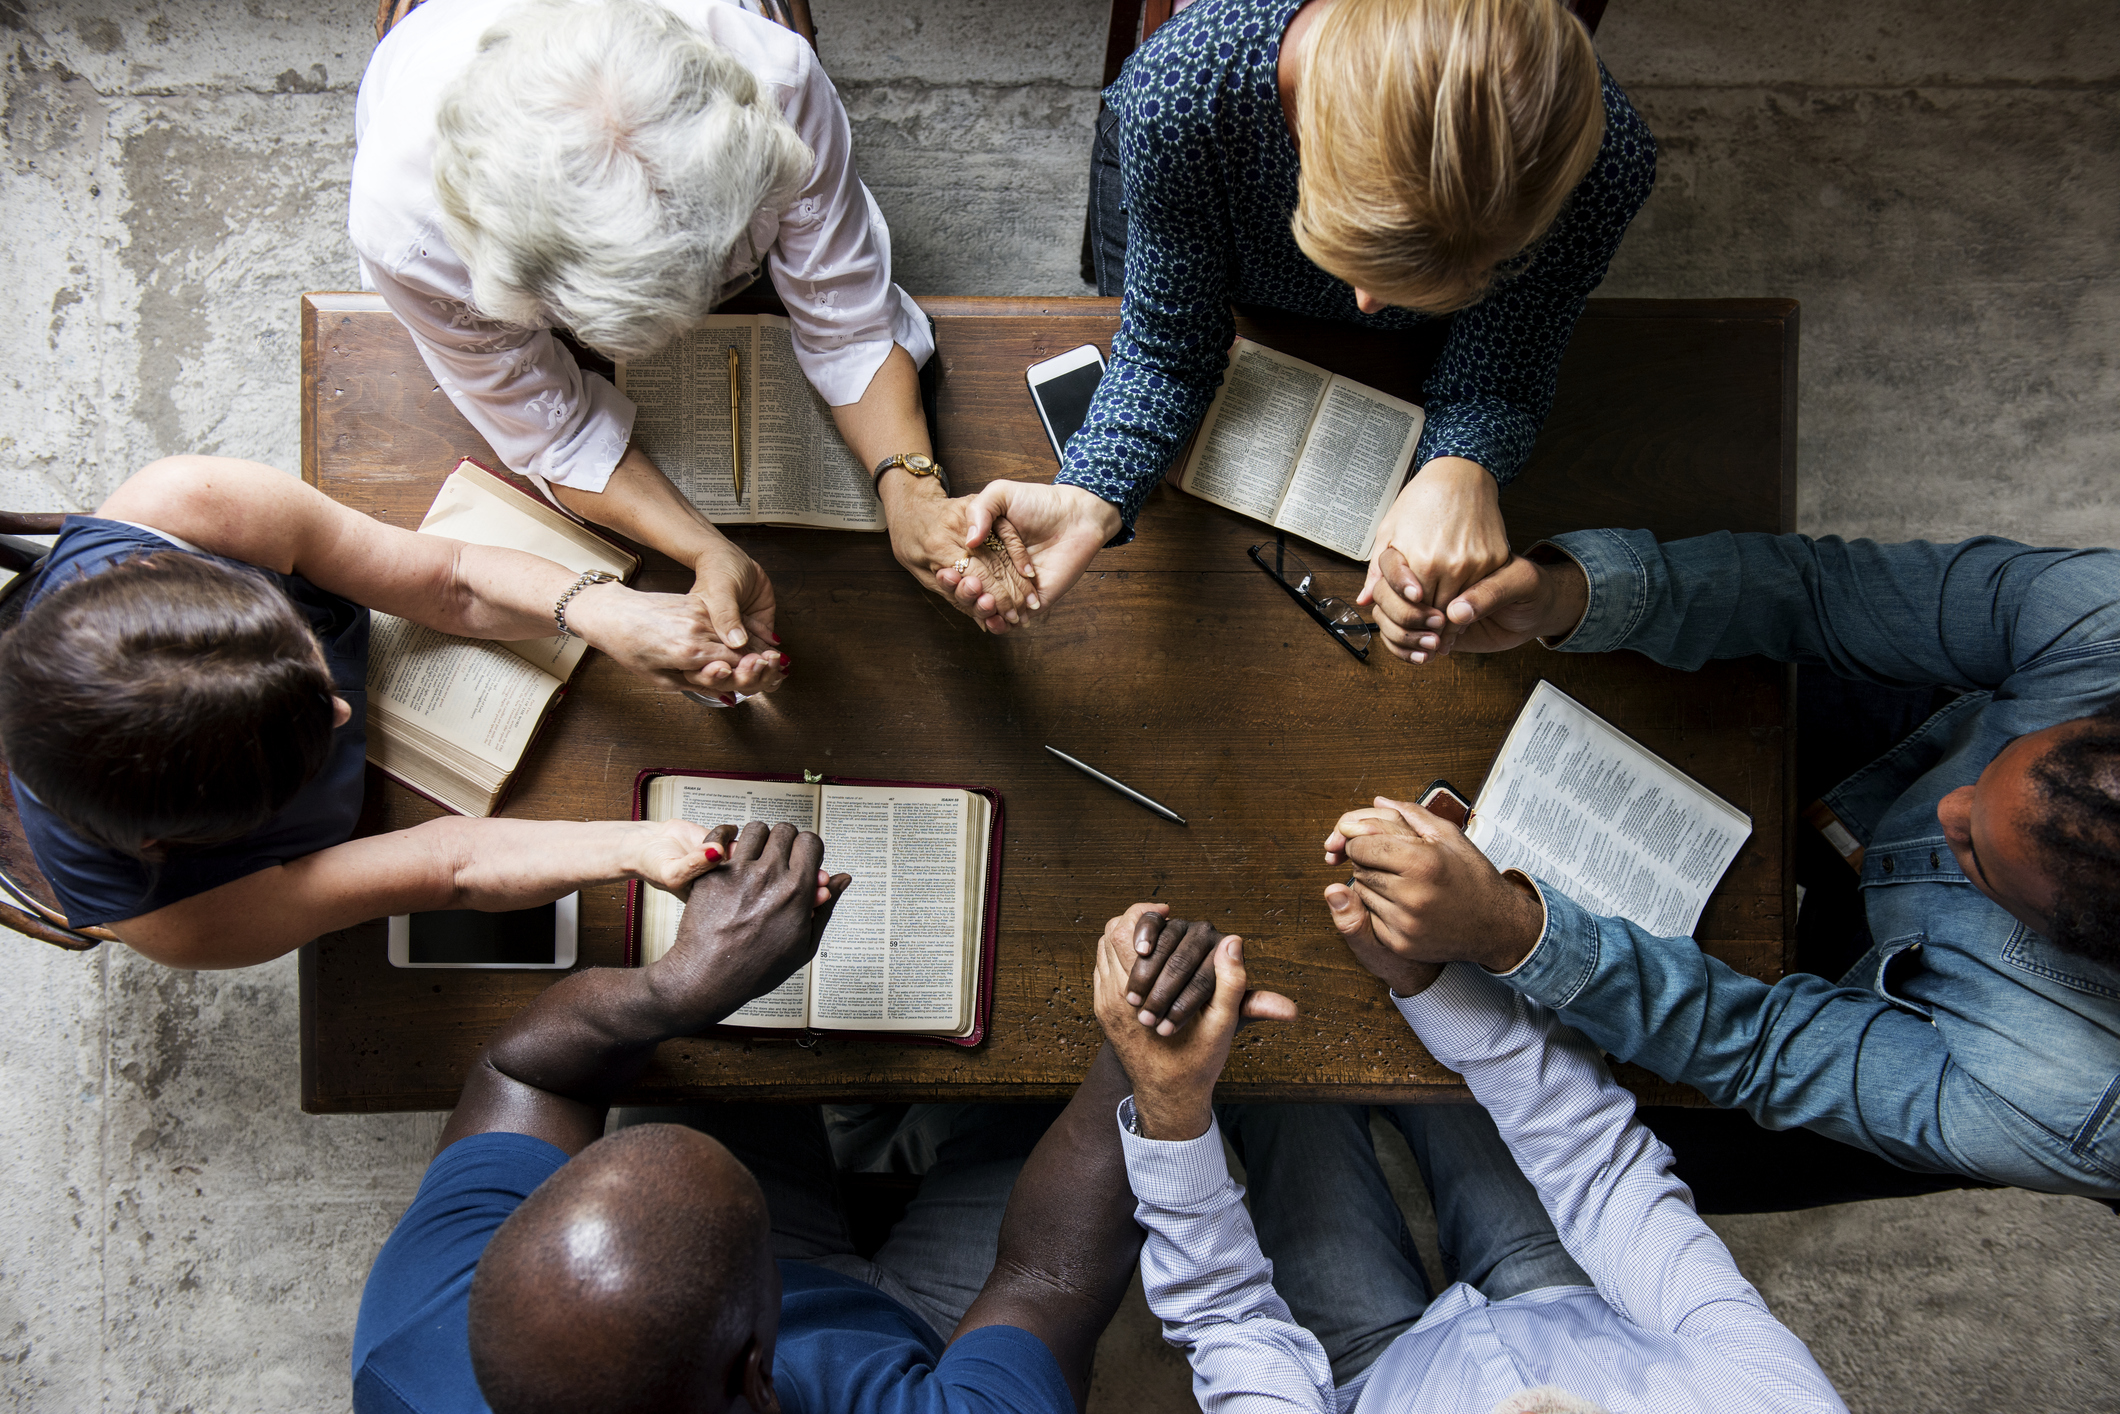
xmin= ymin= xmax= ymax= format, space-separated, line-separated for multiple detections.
xmin=553 ymin=569 xmax=619 ymax=639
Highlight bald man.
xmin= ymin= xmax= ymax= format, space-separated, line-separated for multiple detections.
xmin=1334 ymin=530 xmax=2120 ymax=1202
xmin=352 ymin=820 xmax=1142 ymax=1413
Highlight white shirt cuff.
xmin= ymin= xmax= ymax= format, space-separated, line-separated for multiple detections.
xmin=1116 ymin=1098 xmax=1233 ymax=1207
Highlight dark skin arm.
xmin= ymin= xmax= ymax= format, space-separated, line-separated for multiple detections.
xmin=437 ymin=821 xmax=851 ymax=1158
xmin=951 ymin=1044 xmax=1140 ymax=1412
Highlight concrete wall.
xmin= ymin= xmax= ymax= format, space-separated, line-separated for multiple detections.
xmin=1 ymin=2 xmax=2115 ymax=1410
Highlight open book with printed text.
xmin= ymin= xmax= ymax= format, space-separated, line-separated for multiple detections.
xmin=629 ymin=770 xmax=1002 ymax=1046
xmin=1177 ymin=337 xmax=1426 ymax=561
xmin=1466 ymin=681 xmax=1753 ymax=938
xmin=616 ymin=314 xmax=882 ymax=531
xmin=365 ymin=460 xmax=639 ymax=817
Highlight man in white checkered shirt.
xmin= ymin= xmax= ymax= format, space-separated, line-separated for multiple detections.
xmin=1091 ymin=890 xmax=1848 ymax=1414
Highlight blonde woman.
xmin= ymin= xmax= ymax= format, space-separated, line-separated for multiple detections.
xmin=950 ymin=0 xmax=1654 ymax=657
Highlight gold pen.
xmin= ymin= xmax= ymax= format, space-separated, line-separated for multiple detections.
xmin=727 ymin=346 xmax=744 ymax=502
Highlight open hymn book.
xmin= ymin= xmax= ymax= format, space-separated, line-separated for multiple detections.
xmin=616 ymin=314 xmax=883 ymax=530
xmin=629 ymin=771 xmax=1002 ymax=1046
xmin=1466 ymin=682 xmax=1753 ymax=938
xmin=1177 ymin=338 xmax=1426 ymax=561
xmin=366 ymin=460 xmax=639 ymax=817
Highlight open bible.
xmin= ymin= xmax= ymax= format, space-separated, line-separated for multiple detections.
xmin=1176 ymin=338 xmax=1426 ymax=561
xmin=1465 ymin=681 xmax=1753 ymax=938
xmin=616 ymin=314 xmax=882 ymax=530
xmin=366 ymin=460 xmax=639 ymax=817
xmin=628 ymin=770 xmax=1003 ymax=1046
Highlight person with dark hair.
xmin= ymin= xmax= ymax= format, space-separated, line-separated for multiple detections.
xmin=352 ymin=820 xmax=1143 ymax=1414
xmin=0 ymin=456 xmax=778 ymax=970
xmin=1319 ymin=530 xmax=2120 ymax=1201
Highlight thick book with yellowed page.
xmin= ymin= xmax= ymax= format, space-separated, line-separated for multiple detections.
xmin=626 ymin=769 xmax=1003 ymax=1047
xmin=1177 ymin=337 xmax=1426 ymax=561
xmin=365 ymin=460 xmax=640 ymax=817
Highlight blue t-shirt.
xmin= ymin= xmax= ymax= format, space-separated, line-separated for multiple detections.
xmin=8 ymin=516 xmax=369 ymax=927
xmin=352 ymin=1132 xmax=1074 ymax=1414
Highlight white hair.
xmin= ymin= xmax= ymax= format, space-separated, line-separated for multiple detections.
xmin=1486 ymin=1388 xmax=1610 ymax=1414
xmin=433 ymin=0 xmax=813 ymax=359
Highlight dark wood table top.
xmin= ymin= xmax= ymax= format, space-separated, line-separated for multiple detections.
xmin=299 ymin=292 xmax=1798 ymax=1113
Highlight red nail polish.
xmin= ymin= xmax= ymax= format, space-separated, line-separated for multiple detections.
xmin=778 ymin=655 xmax=793 ymax=671
xmin=769 ymin=633 xmax=783 ymax=645
xmin=719 ymin=694 xmax=737 ymax=706
xmin=704 ymin=844 xmax=724 ymax=862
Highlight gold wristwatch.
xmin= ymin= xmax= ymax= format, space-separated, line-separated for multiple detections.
xmin=872 ymin=453 xmax=951 ymax=497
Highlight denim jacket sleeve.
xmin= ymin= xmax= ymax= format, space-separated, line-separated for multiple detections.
xmin=1547 ymin=529 xmax=2120 ymax=703
xmin=1501 ymin=879 xmax=2120 ymax=1194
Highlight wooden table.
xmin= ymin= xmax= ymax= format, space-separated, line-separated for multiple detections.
xmin=299 ymin=293 xmax=1798 ymax=1113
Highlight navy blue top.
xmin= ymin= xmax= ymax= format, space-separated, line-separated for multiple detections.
xmin=9 ymin=516 xmax=369 ymax=927
xmin=1059 ymin=0 xmax=1657 ymax=535
xmin=352 ymin=1132 xmax=1075 ymax=1414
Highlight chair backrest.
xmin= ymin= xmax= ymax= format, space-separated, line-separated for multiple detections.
xmin=0 ymin=524 xmax=114 ymax=950
xmin=1105 ymin=0 xmax=1603 ymax=84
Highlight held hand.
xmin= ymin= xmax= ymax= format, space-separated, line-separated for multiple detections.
xmin=1359 ymin=458 xmax=1511 ymax=663
xmin=649 ymin=821 xmax=851 ymax=1028
xmin=629 ymin=818 xmax=724 ymax=899
xmin=1092 ymin=903 xmax=1295 ymax=1141
xmin=883 ymin=486 xmax=1039 ymax=631
xmin=686 ymin=535 xmax=786 ymax=694
xmin=943 ymin=481 xmax=1122 ymax=632
xmin=1324 ymin=881 xmax=1442 ymax=998
xmin=1119 ymin=904 xmax=1299 ymax=1036
xmin=1433 ymin=552 xmax=1591 ymax=657
xmin=1323 ymin=796 xmax=1544 ymax=972
xmin=569 ymin=583 xmax=788 ymax=698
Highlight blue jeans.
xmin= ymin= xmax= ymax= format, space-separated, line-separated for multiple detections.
xmin=1219 ymin=1102 xmax=1592 ymax=1385
xmin=615 ymin=1103 xmax=1059 ymax=1341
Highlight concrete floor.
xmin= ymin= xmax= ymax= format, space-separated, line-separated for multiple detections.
xmin=1 ymin=0 xmax=2117 ymax=1409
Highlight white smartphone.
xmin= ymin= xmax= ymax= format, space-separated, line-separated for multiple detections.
xmin=1025 ymin=344 xmax=1106 ymax=463
xmin=386 ymin=894 xmax=579 ymax=969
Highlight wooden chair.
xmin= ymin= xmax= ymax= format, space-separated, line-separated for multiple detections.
xmin=0 ymin=515 xmax=113 ymax=950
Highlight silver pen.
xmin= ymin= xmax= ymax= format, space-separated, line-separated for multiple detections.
xmin=1044 ymin=746 xmax=1188 ymax=826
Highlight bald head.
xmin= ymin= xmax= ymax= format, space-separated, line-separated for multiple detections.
xmin=468 ymin=1125 xmax=776 ymax=1414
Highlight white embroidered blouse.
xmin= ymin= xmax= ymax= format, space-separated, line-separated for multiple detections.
xmin=349 ymin=0 xmax=931 ymax=495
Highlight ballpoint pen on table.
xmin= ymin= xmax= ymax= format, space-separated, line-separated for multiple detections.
xmin=727 ymin=346 xmax=745 ymax=502
xmin=1044 ymin=746 xmax=1187 ymax=826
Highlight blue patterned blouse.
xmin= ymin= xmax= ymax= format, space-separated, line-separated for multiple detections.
xmin=1059 ymin=0 xmax=1657 ymax=540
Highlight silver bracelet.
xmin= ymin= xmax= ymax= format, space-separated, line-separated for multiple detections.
xmin=553 ymin=569 xmax=619 ymax=639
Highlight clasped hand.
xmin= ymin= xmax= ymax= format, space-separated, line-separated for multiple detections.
xmin=1090 ymin=903 xmax=1296 ymax=1141
xmin=565 ymin=544 xmax=787 ymax=698
xmin=903 ymin=481 xmax=1120 ymax=635
xmin=1323 ymin=796 xmax=1545 ymax=977
xmin=647 ymin=820 xmax=851 ymax=1029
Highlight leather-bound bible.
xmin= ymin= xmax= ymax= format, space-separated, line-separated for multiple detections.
xmin=627 ymin=770 xmax=1003 ymax=1047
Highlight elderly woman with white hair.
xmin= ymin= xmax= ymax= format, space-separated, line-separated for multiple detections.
xmin=352 ymin=0 xmax=1019 ymax=691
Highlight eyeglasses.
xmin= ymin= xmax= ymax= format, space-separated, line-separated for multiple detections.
xmin=1249 ymin=538 xmax=1372 ymax=662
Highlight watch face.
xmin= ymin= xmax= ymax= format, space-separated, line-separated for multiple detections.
xmin=905 ymin=455 xmax=935 ymax=473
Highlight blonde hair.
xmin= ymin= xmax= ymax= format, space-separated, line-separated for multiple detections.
xmin=1292 ymin=0 xmax=1604 ymax=313
xmin=433 ymin=0 xmax=813 ymax=360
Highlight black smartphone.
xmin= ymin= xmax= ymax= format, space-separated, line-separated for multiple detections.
xmin=1418 ymin=779 xmax=1473 ymax=829
xmin=1025 ymin=344 xmax=1106 ymax=463
xmin=387 ymin=895 xmax=579 ymax=969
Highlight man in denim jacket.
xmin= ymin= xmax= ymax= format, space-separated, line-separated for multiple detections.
xmin=1330 ymin=531 xmax=2120 ymax=1200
